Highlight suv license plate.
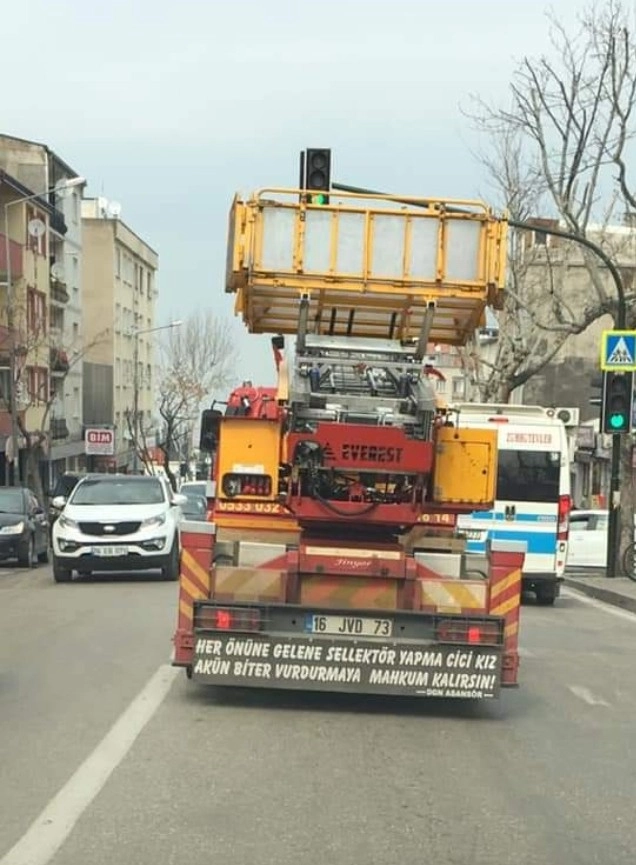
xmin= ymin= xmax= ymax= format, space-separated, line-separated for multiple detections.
xmin=92 ymin=546 xmax=128 ymax=557
xmin=305 ymin=614 xmax=393 ymax=638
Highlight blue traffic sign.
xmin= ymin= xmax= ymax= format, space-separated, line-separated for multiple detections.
xmin=600 ymin=330 xmax=636 ymax=372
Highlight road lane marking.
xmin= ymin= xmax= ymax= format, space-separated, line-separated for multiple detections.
xmin=568 ymin=685 xmax=611 ymax=707
xmin=0 ymin=664 xmax=178 ymax=865
xmin=562 ymin=587 xmax=636 ymax=623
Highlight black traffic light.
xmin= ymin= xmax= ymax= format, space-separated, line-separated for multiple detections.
xmin=303 ymin=148 xmax=331 ymax=204
xmin=601 ymin=370 xmax=634 ymax=434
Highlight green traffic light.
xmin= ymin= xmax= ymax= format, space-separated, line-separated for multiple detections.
xmin=313 ymin=193 xmax=327 ymax=205
xmin=610 ymin=413 xmax=626 ymax=429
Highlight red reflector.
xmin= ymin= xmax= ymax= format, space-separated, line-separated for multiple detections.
xmin=436 ymin=619 xmax=501 ymax=646
xmin=196 ymin=606 xmax=262 ymax=633
xmin=488 ymin=417 xmax=509 ymax=423
xmin=216 ymin=609 xmax=233 ymax=629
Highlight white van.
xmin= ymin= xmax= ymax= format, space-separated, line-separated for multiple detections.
xmin=454 ymin=403 xmax=572 ymax=606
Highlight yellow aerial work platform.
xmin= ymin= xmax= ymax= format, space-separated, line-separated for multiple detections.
xmin=225 ymin=188 xmax=508 ymax=346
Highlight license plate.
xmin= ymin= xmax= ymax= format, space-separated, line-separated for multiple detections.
xmin=305 ymin=614 xmax=393 ymax=638
xmin=92 ymin=545 xmax=128 ymax=557
xmin=465 ymin=530 xmax=484 ymax=541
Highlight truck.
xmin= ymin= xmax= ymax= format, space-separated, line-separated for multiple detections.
xmin=172 ymin=170 xmax=526 ymax=700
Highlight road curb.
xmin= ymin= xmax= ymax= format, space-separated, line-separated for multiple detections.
xmin=564 ymin=577 xmax=636 ymax=614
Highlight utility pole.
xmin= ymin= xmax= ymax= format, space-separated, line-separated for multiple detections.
xmin=4 ymin=204 xmax=21 ymax=487
xmin=130 ymin=319 xmax=183 ymax=475
xmin=132 ymin=327 xmax=140 ymax=473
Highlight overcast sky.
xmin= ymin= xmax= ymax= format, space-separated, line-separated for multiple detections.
xmin=2 ymin=0 xmax=589 ymax=387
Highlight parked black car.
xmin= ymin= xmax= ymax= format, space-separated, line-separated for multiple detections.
xmin=0 ymin=487 xmax=50 ymax=567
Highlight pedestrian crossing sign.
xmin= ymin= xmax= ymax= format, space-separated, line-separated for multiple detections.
xmin=600 ymin=330 xmax=636 ymax=372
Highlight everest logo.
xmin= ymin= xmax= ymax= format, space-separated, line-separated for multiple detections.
xmin=322 ymin=442 xmax=336 ymax=460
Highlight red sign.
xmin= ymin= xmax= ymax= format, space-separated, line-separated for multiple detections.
xmin=85 ymin=427 xmax=114 ymax=456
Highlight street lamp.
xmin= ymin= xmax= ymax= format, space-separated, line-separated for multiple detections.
xmin=2 ymin=176 xmax=86 ymax=486
xmin=130 ymin=319 xmax=182 ymax=473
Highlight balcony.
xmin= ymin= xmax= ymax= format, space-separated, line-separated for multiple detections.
xmin=50 ymin=276 xmax=70 ymax=305
xmin=49 ymin=208 xmax=68 ymax=237
xmin=0 ymin=232 xmax=24 ymax=281
xmin=50 ymin=417 xmax=69 ymax=440
xmin=50 ymin=347 xmax=70 ymax=375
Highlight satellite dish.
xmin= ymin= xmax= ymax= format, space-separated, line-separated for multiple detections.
xmin=108 ymin=201 xmax=122 ymax=219
xmin=51 ymin=263 xmax=65 ymax=281
xmin=28 ymin=218 xmax=46 ymax=238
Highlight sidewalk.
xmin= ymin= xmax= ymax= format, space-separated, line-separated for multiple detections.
xmin=563 ymin=570 xmax=636 ymax=614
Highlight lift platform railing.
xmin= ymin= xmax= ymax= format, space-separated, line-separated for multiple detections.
xmin=225 ymin=188 xmax=508 ymax=346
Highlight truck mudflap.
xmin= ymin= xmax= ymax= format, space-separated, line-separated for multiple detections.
xmin=190 ymin=602 xmax=505 ymax=700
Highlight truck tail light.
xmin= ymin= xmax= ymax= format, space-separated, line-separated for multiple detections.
xmin=221 ymin=473 xmax=272 ymax=498
xmin=436 ymin=619 xmax=502 ymax=646
xmin=195 ymin=606 xmax=262 ymax=632
xmin=557 ymin=494 xmax=571 ymax=540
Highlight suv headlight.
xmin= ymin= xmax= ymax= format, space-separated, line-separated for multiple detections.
xmin=0 ymin=522 xmax=24 ymax=535
xmin=141 ymin=514 xmax=167 ymax=529
xmin=58 ymin=514 xmax=79 ymax=530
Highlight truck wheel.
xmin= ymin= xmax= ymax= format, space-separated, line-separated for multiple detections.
xmin=161 ymin=542 xmax=180 ymax=581
xmin=536 ymin=584 xmax=557 ymax=606
xmin=53 ymin=558 xmax=72 ymax=583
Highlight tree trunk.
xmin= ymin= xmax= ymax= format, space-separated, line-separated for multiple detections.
xmin=24 ymin=444 xmax=45 ymax=504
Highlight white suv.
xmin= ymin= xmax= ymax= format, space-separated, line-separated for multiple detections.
xmin=51 ymin=474 xmax=187 ymax=583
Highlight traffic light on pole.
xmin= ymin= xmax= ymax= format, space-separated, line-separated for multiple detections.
xmin=304 ymin=148 xmax=331 ymax=204
xmin=601 ymin=370 xmax=634 ymax=434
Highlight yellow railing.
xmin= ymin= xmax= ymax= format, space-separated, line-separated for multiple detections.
xmin=225 ymin=188 xmax=508 ymax=345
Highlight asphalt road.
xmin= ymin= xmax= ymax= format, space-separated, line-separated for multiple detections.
xmin=1 ymin=566 xmax=635 ymax=865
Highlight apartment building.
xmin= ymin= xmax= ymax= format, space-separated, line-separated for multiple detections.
xmin=0 ymin=135 xmax=86 ymax=486
xmin=81 ymin=198 xmax=158 ymax=471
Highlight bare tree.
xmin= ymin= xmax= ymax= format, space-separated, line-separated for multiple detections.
xmin=129 ymin=311 xmax=236 ymax=490
xmin=0 ymin=296 xmax=108 ymax=502
xmin=464 ymin=0 xmax=636 ymax=567
xmin=464 ymin=1 xmax=636 ymax=401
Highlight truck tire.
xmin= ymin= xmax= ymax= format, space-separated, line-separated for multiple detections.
xmin=53 ymin=557 xmax=72 ymax=583
xmin=161 ymin=541 xmax=180 ymax=581
xmin=536 ymin=583 xmax=557 ymax=606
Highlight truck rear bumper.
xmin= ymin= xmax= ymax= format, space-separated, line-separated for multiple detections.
xmin=184 ymin=601 xmax=508 ymax=700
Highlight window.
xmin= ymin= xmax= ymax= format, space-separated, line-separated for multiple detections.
xmin=71 ymin=477 xmax=166 ymax=505
xmin=115 ymin=248 xmax=121 ymax=278
xmin=569 ymin=514 xmax=593 ymax=531
xmin=26 ymin=289 xmax=47 ymax=335
xmin=0 ymin=367 xmax=10 ymax=404
xmin=435 ymin=378 xmax=446 ymax=394
xmin=27 ymin=367 xmax=49 ymax=404
xmin=452 ymin=378 xmax=466 ymax=398
xmin=496 ymin=450 xmax=561 ymax=503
